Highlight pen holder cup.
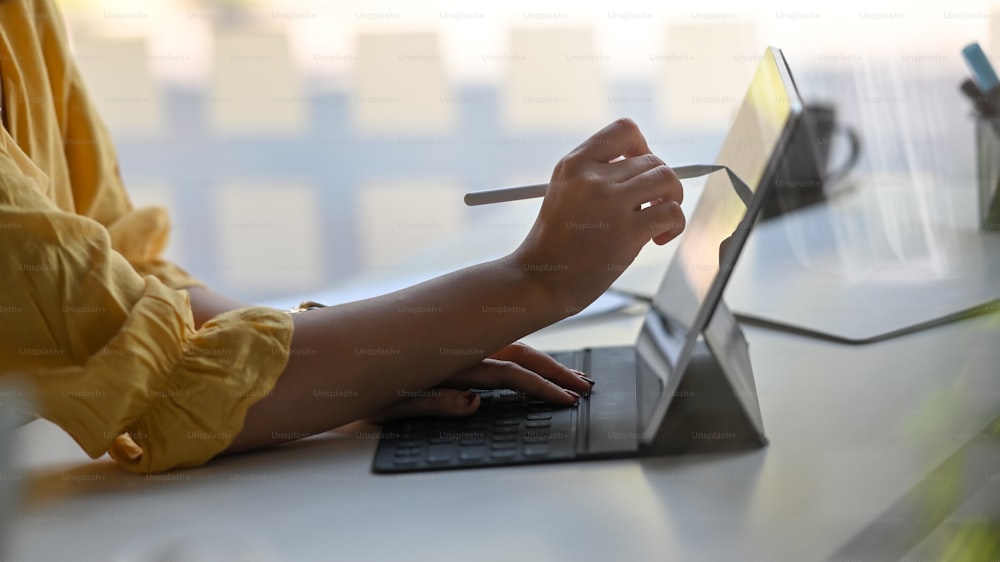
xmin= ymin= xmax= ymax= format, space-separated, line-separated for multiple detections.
xmin=974 ymin=115 xmax=1000 ymax=230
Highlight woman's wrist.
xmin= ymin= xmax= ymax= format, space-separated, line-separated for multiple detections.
xmin=500 ymin=249 xmax=577 ymax=327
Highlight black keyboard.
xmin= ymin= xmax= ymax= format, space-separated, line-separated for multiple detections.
xmin=373 ymin=388 xmax=580 ymax=473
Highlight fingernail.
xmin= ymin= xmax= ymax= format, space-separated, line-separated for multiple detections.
xmin=574 ymin=370 xmax=596 ymax=387
xmin=460 ymin=391 xmax=477 ymax=407
xmin=564 ymin=389 xmax=580 ymax=404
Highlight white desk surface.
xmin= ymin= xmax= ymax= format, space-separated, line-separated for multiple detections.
xmin=9 ymin=304 xmax=999 ymax=561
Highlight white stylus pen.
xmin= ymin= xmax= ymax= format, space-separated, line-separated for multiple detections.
xmin=463 ymin=164 xmax=729 ymax=206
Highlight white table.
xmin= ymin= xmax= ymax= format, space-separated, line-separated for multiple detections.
xmin=8 ymin=300 xmax=999 ymax=561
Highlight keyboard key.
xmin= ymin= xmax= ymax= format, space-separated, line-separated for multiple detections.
xmin=459 ymin=446 xmax=486 ymax=461
xmin=493 ymin=433 xmax=517 ymax=441
xmin=427 ymin=444 xmax=456 ymax=464
xmin=491 ymin=449 xmax=517 ymax=459
xmin=523 ymin=444 xmax=551 ymax=457
xmin=494 ymin=418 xmax=521 ymax=426
xmin=525 ymin=420 xmax=551 ymax=428
xmin=393 ymin=455 xmax=420 ymax=465
xmin=430 ymin=434 xmax=458 ymax=444
xmin=494 ymin=425 xmax=520 ymax=434
xmin=525 ymin=412 xmax=552 ymax=420
xmin=395 ymin=447 xmax=423 ymax=457
xmin=491 ymin=441 xmax=517 ymax=450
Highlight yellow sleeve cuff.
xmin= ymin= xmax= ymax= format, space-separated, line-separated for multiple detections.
xmin=30 ymin=276 xmax=293 ymax=474
xmin=108 ymin=299 xmax=294 ymax=473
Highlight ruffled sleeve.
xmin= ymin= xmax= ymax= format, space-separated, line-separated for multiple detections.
xmin=0 ymin=153 xmax=293 ymax=473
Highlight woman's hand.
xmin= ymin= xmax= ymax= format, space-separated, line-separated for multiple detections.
xmin=366 ymin=342 xmax=594 ymax=422
xmin=513 ymin=118 xmax=685 ymax=317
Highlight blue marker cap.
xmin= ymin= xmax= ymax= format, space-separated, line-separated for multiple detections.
xmin=962 ymin=42 xmax=1000 ymax=92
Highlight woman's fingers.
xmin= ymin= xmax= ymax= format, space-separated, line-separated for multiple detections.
xmin=369 ymin=342 xmax=601 ymax=422
xmin=605 ymin=153 xmax=665 ymax=184
xmin=366 ymin=389 xmax=480 ymax=423
xmin=569 ymin=118 xmax=652 ymax=163
xmin=442 ymin=358 xmax=582 ymax=406
xmin=490 ymin=342 xmax=593 ymax=395
xmin=619 ymin=164 xmax=684 ymax=209
xmin=369 ymin=361 xmax=584 ymax=424
xmin=642 ymin=200 xmax=686 ymax=245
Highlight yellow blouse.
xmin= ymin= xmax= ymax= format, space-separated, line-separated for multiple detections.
xmin=0 ymin=0 xmax=293 ymax=473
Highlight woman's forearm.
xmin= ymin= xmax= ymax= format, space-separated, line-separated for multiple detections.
xmin=229 ymin=253 xmax=566 ymax=451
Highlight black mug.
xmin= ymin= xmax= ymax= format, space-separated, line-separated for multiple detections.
xmin=761 ymin=104 xmax=861 ymax=219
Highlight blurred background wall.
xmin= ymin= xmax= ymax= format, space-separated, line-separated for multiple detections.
xmin=54 ymin=0 xmax=1000 ymax=303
